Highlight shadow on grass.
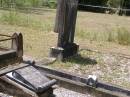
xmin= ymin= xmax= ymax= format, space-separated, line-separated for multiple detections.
xmin=63 ymin=54 xmax=97 ymax=66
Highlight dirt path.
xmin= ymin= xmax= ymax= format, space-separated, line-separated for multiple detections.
xmin=54 ymin=87 xmax=93 ymax=97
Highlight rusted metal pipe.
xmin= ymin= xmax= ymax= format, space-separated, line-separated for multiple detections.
xmin=0 ymin=34 xmax=12 ymax=37
xmin=0 ymin=37 xmax=15 ymax=42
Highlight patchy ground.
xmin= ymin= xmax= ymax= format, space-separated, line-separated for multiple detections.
xmin=0 ymin=87 xmax=94 ymax=97
xmin=0 ymin=93 xmax=13 ymax=97
xmin=50 ymin=49 xmax=130 ymax=89
xmin=0 ymin=8 xmax=130 ymax=96
xmin=54 ymin=87 xmax=93 ymax=97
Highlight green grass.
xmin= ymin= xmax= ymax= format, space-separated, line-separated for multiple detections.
xmin=0 ymin=10 xmax=54 ymax=32
xmin=1 ymin=9 xmax=130 ymax=45
xmin=117 ymin=27 xmax=130 ymax=45
xmin=76 ymin=27 xmax=130 ymax=45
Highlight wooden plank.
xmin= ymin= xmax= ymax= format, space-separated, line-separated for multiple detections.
xmin=0 ymin=63 xmax=29 ymax=76
xmin=0 ymin=50 xmax=17 ymax=60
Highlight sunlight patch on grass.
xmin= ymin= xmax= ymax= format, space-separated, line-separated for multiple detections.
xmin=76 ymin=27 xmax=130 ymax=45
xmin=0 ymin=10 xmax=54 ymax=32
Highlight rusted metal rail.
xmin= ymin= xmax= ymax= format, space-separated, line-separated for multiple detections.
xmin=0 ymin=34 xmax=14 ymax=42
xmin=0 ymin=34 xmax=12 ymax=37
xmin=0 ymin=37 xmax=15 ymax=42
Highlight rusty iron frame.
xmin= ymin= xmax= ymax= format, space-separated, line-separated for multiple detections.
xmin=0 ymin=34 xmax=12 ymax=37
xmin=0 ymin=37 xmax=15 ymax=42
xmin=0 ymin=33 xmax=23 ymax=58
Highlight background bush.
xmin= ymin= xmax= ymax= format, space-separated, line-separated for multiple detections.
xmin=79 ymin=0 xmax=130 ymax=14
xmin=0 ymin=0 xmax=57 ymax=8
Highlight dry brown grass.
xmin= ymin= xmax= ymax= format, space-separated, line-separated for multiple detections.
xmin=0 ymin=9 xmax=130 ymax=89
xmin=0 ymin=9 xmax=130 ymax=60
xmin=77 ymin=11 xmax=130 ymax=32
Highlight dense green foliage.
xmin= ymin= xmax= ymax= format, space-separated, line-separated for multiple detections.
xmin=79 ymin=0 xmax=130 ymax=14
xmin=0 ymin=0 xmax=57 ymax=8
xmin=0 ymin=0 xmax=130 ymax=15
xmin=79 ymin=0 xmax=108 ymax=6
xmin=0 ymin=0 xmax=130 ymax=9
xmin=79 ymin=0 xmax=130 ymax=8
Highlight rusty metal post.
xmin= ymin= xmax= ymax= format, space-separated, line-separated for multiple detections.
xmin=11 ymin=33 xmax=23 ymax=59
xmin=50 ymin=0 xmax=79 ymax=60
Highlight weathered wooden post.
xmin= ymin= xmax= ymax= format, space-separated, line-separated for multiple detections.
xmin=12 ymin=33 xmax=23 ymax=59
xmin=50 ymin=0 xmax=79 ymax=60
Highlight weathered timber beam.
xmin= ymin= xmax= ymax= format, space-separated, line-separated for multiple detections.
xmin=0 ymin=50 xmax=17 ymax=60
xmin=0 ymin=63 xmax=29 ymax=76
xmin=35 ymin=64 xmax=130 ymax=97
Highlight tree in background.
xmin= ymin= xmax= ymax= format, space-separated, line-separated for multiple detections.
xmin=0 ymin=0 xmax=57 ymax=8
xmin=79 ymin=0 xmax=108 ymax=6
xmin=0 ymin=0 xmax=130 ymax=15
xmin=124 ymin=0 xmax=130 ymax=8
xmin=107 ymin=0 xmax=121 ymax=8
xmin=107 ymin=0 xmax=126 ymax=15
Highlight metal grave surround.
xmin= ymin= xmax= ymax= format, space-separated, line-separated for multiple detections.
xmin=6 ymin=65 xmax=57 ymax=93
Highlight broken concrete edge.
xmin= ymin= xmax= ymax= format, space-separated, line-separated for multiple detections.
xmin=35 ymin=64 xmax=130 ymax=97
xmin=23 ymin=55 xmax=57 ymax=66
xmin=50 ymin=43 xmax=79 ymax=61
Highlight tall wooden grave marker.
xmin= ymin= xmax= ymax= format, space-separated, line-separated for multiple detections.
xmin=50 ymin=0 xmax=79 ymax=60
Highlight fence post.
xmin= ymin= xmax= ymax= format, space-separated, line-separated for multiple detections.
xmin=12 ymin=33 xmax=23 ymax=59
xmin=50 ymin=0 xmax=79 ymax=60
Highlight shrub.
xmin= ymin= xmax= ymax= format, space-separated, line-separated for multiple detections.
xmin=107 ymin=0 xmax=122 ymax=8
xmin=117 ymin=28 xmax=130 ymax=45
xmin=47 ymin=0 xmax=57 ymax=8
xmin=0 ymin=0 xmax=57 ymax=8
xmin=0 ymin=11 xmax=41 ymax=29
